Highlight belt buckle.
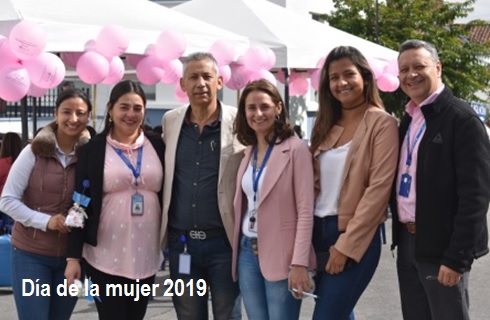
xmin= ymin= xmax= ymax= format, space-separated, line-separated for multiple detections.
xmin=189 ymin=230 xmax=206 ymax=240
xmin=406 ymin=223 xmax=416 ymax=234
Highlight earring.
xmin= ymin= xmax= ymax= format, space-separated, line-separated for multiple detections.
xmin=109 ymin=117 xmax=112 ymax=123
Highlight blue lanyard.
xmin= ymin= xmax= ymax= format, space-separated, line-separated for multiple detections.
xmin=405 ymin=122 xmax=426 ymax=168
xmin=113 ymin=147 xmax=143 ymax=186
xmin=252 ymin=140 xmax=275 ymax=203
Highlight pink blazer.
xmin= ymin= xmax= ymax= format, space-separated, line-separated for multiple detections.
xmin=231 ymin=136 xmax=315 ymax=282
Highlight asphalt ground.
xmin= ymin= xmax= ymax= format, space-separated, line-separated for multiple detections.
xmin=0 ymin=217 xmax=489 ymax=319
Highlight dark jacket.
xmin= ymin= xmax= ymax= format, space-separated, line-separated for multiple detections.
xmin=390 ymin=87 xmax=490 ymax=273
xmin=66 ymin=132 xmax=164 ymax=258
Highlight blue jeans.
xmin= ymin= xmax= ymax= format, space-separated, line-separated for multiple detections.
xmin=168 ymin=230 xmax=240 ymax=320
xmin=312 ymin=216 xmax=381 ymax=320
xmin=238 ymin=235 xmax=301 ymax=320
xmin=11 ymin=246 xmax=77 ymax=320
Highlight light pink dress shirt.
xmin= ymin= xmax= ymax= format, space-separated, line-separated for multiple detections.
xmin=396 ymin=85 xmax=444 ymax=223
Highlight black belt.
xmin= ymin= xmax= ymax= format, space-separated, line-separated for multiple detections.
xmin=170 ymin=227 xmax=226 ymax=240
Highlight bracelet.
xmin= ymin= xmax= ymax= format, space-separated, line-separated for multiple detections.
xmin=66 ymin=258 xmax=80 ymax=262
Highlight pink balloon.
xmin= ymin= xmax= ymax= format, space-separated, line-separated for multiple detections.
xmin=310 ymin=69 xmax=321 ymax=91
xmin=76 ymin=51 xmax=110 ymax=84
xmin=84 ymin=39 xmax=97 ymax=52
xmin=174 ymin=84 xmax=189 ymax=103
xmin=161 ymin=59 xmax=183 ymax=85
xmin=218 ymin=65 xmax=231 ymax=84
xmin=290 ymin=76 xmax=309 ymax=96
xmin=8 ymin=21 xmax=46 ymax=60
xmin=249 ymin=69 xmax=276 ymax=85
xmin=242 ymin=46 xmax=268 ymax=72
xmin=367 ymin=57 xmax=386 ymax=80
xmin=226 ymin=64 xmax=251 ymax=90
xmin=262 ymin=47 xmax=276 ymax=70
xmin=155 ymin=30 xmax=187 ymax=61
xmin=316 ymin=56 xmax=326 ymax=69
xmin=209 ymin=40 xmax=236 ymax=66
xmin=136 ymin=55 xmax=164 ymax=85
xmin=60 ymin=52 xmax=83 ymax=68
xmin=102 ymin=56 xmax=125 ymax=85
xmin=0 ymin=63 xmax=30 ymax=102
xmin=95 ymin=25 xmax=129 ymax=58
xmin=28 ymin=83 xmax=48 ymax=97
xmin=383 ymin=58 xmax=399 ymax=76
xmin=125 ymin=54 xmax=144 ymax=69
xmin=23 ymin=52 xmax=66 ymax=89
xmin=0 ymin=38 xmax=20 ymax=68
xmin=275 ymin=70 xmax=285 ymax=84
xmin=377 ymin=73 xmax=400 ymax=92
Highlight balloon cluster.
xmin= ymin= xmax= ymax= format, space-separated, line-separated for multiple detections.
xmin=0 ymin=21 xmax=66 ymax=101
xmin=367 ymin=57 xmax=399 ymax=92
xmin=60 ymin=25 xmax=129 ymax=85
xmin=122 ymin=30 xmax=186 ymax=101
xmin=224 ymin=44 xmax=276 ymax=91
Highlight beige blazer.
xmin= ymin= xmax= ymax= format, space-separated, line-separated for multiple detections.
xmin=232 ymin=136 xmax=316 ymax=281
xmin=313 ymin=106 xmax=398 ymax=262
xmin=160 ymin=103 xmax=245 ymax=248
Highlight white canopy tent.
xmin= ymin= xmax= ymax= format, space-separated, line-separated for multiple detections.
xmin=0 ymin=0 xmax=249 ymax=55
xmin=175 ymin=0 xmax=398 ymax=69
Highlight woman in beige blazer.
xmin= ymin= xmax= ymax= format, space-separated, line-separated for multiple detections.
xmin=310 ymin=46 xmax=398 ymax=320
xmin=231 ymin=79 xmax=315 ymax=320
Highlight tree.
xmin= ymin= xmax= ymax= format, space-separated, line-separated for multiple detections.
xmin=319 ymin=0 xmax=490 ymax=117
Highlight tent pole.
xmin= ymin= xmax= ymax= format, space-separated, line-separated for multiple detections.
xmin=282 ymin=68 xmax=290 ymax=114
xmin=20 ymin=96 xmax=28 ymax=143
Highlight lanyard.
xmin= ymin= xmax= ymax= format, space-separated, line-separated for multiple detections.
xmin=113 ymin=147 xmax=143 ymax=186
xmin=252 ymin=140 xmax=275 ymax=203
xmin=405 ymin=122 xmax=426 ymax=169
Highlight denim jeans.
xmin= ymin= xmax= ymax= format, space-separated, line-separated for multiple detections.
xmin=168 ymin=230 xmax=240 ymax=320
xmin=312 ymin=216 xmax=381 ymax=320
xmin=11 ymin=246 xmax=77 ymax=320
xmin=238 ymin=235 xmax=302 ymax=320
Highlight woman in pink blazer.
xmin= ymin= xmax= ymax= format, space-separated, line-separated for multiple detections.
xmin=231 ymin=79 xmax=315 ymax=320
xmin=310 ymin=46 xmax=398 ymax=319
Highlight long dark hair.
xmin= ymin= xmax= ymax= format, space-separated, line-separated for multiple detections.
xmin=310 ymin=46 xmax=384 ymax=153
xmin=0 ymin=132 xmax=22 ymax=161
xmin=234 ymin=79 xmax=294 ymax=146
xmin=102 ymin=80 xmax=147 ymax=135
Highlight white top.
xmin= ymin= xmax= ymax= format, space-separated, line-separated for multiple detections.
xmin=241 ymin=162 xmax=267 ymax=237
xmin=314 ymin=141 xmax=352 ymax=218
xmin=0 ymin=142 xmax=75 ymax=231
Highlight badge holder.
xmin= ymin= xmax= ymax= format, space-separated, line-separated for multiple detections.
xmin=131 ymin=191 xmax=144 ymax=215
xmin=179 ymin=234 xmax=191 ymax=275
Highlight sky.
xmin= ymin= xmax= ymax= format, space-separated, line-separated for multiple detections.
xmin=309 ymin=0 xmax=490 ymax=23
xmin=454 ymin=0 xmax=490 ymax=22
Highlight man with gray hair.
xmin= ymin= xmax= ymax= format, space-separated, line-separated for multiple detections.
xmin=390 ymin=39 xmax=490 ymax=320
xmin=160 ymin=52 xmax=244 ymax=319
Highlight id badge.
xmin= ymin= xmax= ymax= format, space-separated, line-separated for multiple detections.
xmin=179 ymin=253 xmax=191 ymax=275
xmin=399 ymin=173 xmax=412 ymax=198
xmin=131 ymin=192 xmax=144 ymax=215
